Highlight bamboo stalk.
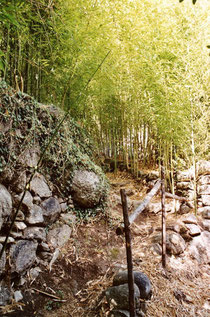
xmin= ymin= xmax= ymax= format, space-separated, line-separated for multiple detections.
xmin=120 ymin=189 xmax=136 ymax=317
xmin=161 ymin=166 xmax=166 ymax=268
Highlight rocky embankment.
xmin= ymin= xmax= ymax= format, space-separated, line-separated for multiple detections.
xmin=0 ymin=82 xmax=108 ymax=306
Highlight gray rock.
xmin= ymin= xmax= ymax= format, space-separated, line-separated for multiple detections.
xmin=188 ymin=231 xmax=210 ymax=263
xmin=71 ymin=170 xmax=105 ymax=208
xmin=113 ymin=271 xmax=152 ymax=300
xmin=41 ymin=197 xmax=61 ymax=223
xmin=146 ymin=201 xmax=161 ymax=214
xmin=198 ymin=175 xmax=210 ymax=185
xmin=106 ymin=283 xmax=140 ymax=310
xmin=26 ymin=205 xmax=44 ymax=225
xmin=14 ymin=221 xmax=27 ymax=230
xmin=15 ymin=191 xmax=33 ymax=211
xmin=18 ymin=144 xmax=40 ymax=168
xmin=16 ymin=210 xmax=25 ymax=221
xmin=10 ymin=240 xmax=38 ymax=273
xmin=201 ymin=195 xmax=210 ymax=206
xmin=11 ymin=171 xmax=27 ymax=194
xmin=177 ymin=169 xmax=194 ymax=181
xmin=177 ymin=182 xmax=193 ymax=190
xmin=167 ymin=232 xmax=186 ymax=254
xmin=29 ymin=267 xmax=42 ymax=280
xmin=147 ymin=171 xmax=159 ymax=181
xmin=14 ymin=290 xmax=23 ymax=302
xmin=0 ymin=285 xmax=11 ymax=305
xmin=33 ymin=196 xmax=41 ymax=204
xmin=47 ymin=224 xmax=71 ymax=248
xmin=179 ymin=203 xmax=191 ymax=215
xmin=153 ymin=232 xmax=186 ymax=255
xmin=185 ymin=224 xmax=201 ymax=236
xmin=40 ymin=242 xmax=50 ymax=252
xmin=30 ymin=173 xmax=52 ymax=198
xmin=24 ymin=227 xmax=46 ymax=242
xmin=60 ymin=213 xmax=76 ymax=225
xmin=0 ymin=236 xmax=15 ymax=243
xmin=198 ymin=185 xmax=210 ymax=195
xmin=202 ymin=207 xmax=210 ymax=219
xmin=182 ymin=214 xmax=197 ymax=225
xmin=0 ymin=184 xmax=12 ymax=219
xmin=196 ymin=160 xmax=210 ymax=176
xmin=202 ymin=220 xmax=210 ymax=231
xmin=0 ymin=244 xmax=6 ymax=274
xmin=60 ymin=202 xmax=68 ymax=212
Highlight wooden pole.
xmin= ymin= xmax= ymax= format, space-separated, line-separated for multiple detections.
xmin=120 ymin=189 xmax=136 ymax=317
xmin=161 ymin=166 xmax=166 ymax=268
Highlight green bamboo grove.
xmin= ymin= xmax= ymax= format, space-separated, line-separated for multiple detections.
xmin=0 ymin=0 xmax=209 ymax=176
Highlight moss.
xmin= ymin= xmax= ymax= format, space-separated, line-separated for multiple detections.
xmin=0 ymin=82 xmax=109 ymax=208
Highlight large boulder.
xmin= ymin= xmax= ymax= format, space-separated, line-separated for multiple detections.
xmin=10 ymin=240 xmax=38 ymax=273
xmin=106 ymin=283 xmax=140 ymax=310
xmin=113 ymin=271 xmax=152 ymax=300
xmin=71 ymin=170 xmax=106 ymax=208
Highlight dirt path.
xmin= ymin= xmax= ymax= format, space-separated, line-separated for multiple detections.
xmin=6 ymin=172 xmax=210 ymax=317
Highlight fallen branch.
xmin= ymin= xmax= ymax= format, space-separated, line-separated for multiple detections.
xmin=31 ymin=288 xmax=65 ymax=301
xmin=116 ymin=180 xmax=161 ymax=235
xmin=165 ymin=192 xmax=189 ymax=201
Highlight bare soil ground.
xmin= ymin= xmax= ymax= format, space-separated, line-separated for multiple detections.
xmin=2 ymin=172 xmax=210 ymax=317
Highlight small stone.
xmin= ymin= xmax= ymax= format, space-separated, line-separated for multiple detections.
xmin=0 ymin=184 xmax=12 ymax=218
xmin=39 ymin=252 xmax=52 ymax=261
xmin=0 ymin=236 xmax=15 ymax=243
xmin=177 ymin=182 xmax=193 ymax=190
xmin=179 ymin=203 xmax=191 ymax=215
xmin=198 ymin=185 xmax=210 ymax=195
xmin=188 ymin=231 xmax=210 ymax=263
xmin=185 ymin=224 xmax=201 ymax=236
xmin=201 ymin=195 xmax=210 ymax=206
xmin=202 ymin=220 xmax=210 ymax=231
xmin=14 ymin=290 xmax=23 ymax=302
xmin=14 ymin=221 xmax=27 ymax=230
xmin=177 ymin=169 xmax=194 ymax=181
xmin=202 ymin=207 xmax=210 ymax=219
xmin=0 ymin=244 xmax=6 ymax=274
xmin=41 ymin=197 xmax=61 ymax=224
xmin=198 ymin=175 xmax=210 ymax=185
xmin=40 ymin=242 xmax=50 ymax=252
xmin=15 ymin=191 xmax=33 ymax=211
xmin=24 ymin=227 xmax=46 ymax=242
xmin=60 ymin=202 xmax=68 ymax=212
xmin=33 ymin=196 xmax=41 ymax=204
xmin=11 ymin=172 xmax=27 ymax=194
xmin=0 ymin=285 xmax=11 ymax=305
xmin=182 ymin=214 xmax=197 ymax=225
xmin=16 ymin=210 xmax=25 ymax=221
xmin=47 ymin=224 xmax=71 ymax=248
xmin=60 ymin=213 xmax=76 ymax=225
xmin=29 ymin=267 xmax=42 ymax=280
xmin=26 ymin=205 xmax=44 ymax=225
xmin=10 ymin=231 xmax=22 ymax=238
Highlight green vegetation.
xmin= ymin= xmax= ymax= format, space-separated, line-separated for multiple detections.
xmin=0 ymin=0 xmax=209 ymax=176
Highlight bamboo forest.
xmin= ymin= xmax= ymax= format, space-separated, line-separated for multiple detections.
xmin=0 ymin=1 xmax=209 ymax=316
